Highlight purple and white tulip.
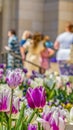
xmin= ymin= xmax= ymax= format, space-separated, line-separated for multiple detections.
xmin=0 ymin=64 xmax=6 ymax=69
xmin=26 ymin=87 xmax=46 ymax=109
xmin=42 ymin=107 xmax=66 ymax=130
xmin=23 ymin=68 xmax=28 ymax=74
xmin=28 ymin=124 xmax=37 ymax=130
xmin=0 ymin=68 xmax=4 ymax=80
xmin=6 ymin=69 xmax=24 ymax=89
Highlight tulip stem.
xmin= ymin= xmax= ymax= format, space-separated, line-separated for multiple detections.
xmin=38 ymin=122 xmax=41 ymax=130
xmin=1 ymin=112 xmax=3 ymax=130
xmin=8 ymin=89 xmax=14 ymax=130
xmin=27 ymin=109 xmax=37 ymax=124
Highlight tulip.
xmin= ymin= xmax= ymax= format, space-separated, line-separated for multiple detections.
xmin=26 ymin=79 xmax=31 ymax=86
xmin=42 ymin=107 xmax=66 ymax=130
xmin=0 ymin=68 xmax=4 ymax=80
xmin=6 ymin=69 xmax=23 ymax=130
xmin=0 ymin=89 xmax=11 ymax=112
xmin=6 ymin=69 xmax=23 ymax=89
xmin=23 ymin=68 xmax=28 ymax=74
xmin=32 ymin=71 xmax=45 ymax=79
xmin=66 ymin=82 xmax=71 ymax=87
xmin=26 ymin=87 xmax=46 ymax=109
xmin=0 ymin=64 xmax=5 ymax=69
xmin=28 ymin=124 xmax=37 ymax=130
xmin=51 ymin=110 xmax=65 ymax=130
xmin=32 ymin=71 xmax=39 ymax=78
xmin=37 ymin=118 xmax=50 ymax=130
xmin=70 ymin=107 xmax=73 ymax=122
xmin=43 ymin=112 xmax=59 ymax=130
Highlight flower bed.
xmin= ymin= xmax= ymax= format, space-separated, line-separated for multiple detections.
xmin=0 ymin=64 xmax=73 ymax=130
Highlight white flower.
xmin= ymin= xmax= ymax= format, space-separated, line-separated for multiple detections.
xmin=37 ymin=117 xmax=50 ymax=130
xmin=59 ymin=117 xmax=65 ymax=130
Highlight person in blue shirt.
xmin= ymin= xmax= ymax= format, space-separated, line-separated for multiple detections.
xmin=44 ymin=36 xmax=53 ymax=49
xmin=20 ymin=39 xmax=27 ymax=46
xmin=20 ymin=30 xmax=32 ymax=64
xmin=44 ymin=35 xmax=57 ymax=62
xmin=6 ymin=29 xmax=22 ymax=68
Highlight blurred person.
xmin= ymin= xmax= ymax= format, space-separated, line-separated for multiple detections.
xmin=40 ymin=39 xmax=55 ymax=74
xmin=22 ymin=32 xmax=54 ymax=76
xmin=20 ymin=30 xmax=32 ymax=64
xmin=44 ymin=35 xmax=57 ymax=63
xmin=5 ymin=29 xmax=22 ymax=68
xmin=44 ymin=35 xmax=54 ymax=49
xmin=54 ymin=21 xmax=73 ymax=76
xmin=22 ymin=32 xmax=45 ymax=76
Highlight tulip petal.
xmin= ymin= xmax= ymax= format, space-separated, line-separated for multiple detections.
xmin=40 ymin=88 xmax=46 ymax=107
xmin=28 ymin=124 xmax=37 ymax=130
xmin=50 ymin=118 xmax=59 ymax=130
xmin=45 ymin=112 xmax=52 ymax=122
xmin=31 ymin=88 xmax=42 ymax=107
xmin=70 ymin=107 xmax=73 ymax=121
xmin=26 ymin=87 xmax=46 ymax=108
xmin=12 ymin=97 xmax=20 ymax=114
xmin=37 ymin=118 xmax=50 ymax=130
xmin=59 ymin=117 xmax=65 ymax=130
xmin=2 ymin=90 xmax=11 ymax=112
xmin=26 ymin=88 xmax=35 ymax=109
xmin=0 ymin=90 xmax=11 ymax=112
xmin=0 ymin=93 xmax=2 ymax=111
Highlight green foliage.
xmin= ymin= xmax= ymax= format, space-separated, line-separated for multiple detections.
xmin=15 ymin=104 xmax=26 ymax=130
xmin=44 ymin=79 xmax=56 ymax=101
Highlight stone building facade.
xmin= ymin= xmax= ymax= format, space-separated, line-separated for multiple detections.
xmin=0 ymin=0 xmax=73 ymax=52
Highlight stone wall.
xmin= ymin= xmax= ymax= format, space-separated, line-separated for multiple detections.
xmin=0 ymin=0 xmax=73 ymax=51
xmin=0 ymin=0 xmax=2 ymax=12
xmin=2 ymin=0 xmax=18 ymax=51
xmin=18 ymin=0 xmax=59 ymax=41
xmin=18 ymin=0 xmax=44 ymax=38
xmin=58 ymin=0 xmax=73 ymax=34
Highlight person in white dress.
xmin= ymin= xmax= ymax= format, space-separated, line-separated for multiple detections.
xmin=54 ymin=22 xmax=73 ymax=76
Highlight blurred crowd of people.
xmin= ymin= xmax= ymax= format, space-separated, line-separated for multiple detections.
xmin=5 ymin=21 xmax=73 ymax=77
xmin=5 ymin=30 xmax=55 ymax=77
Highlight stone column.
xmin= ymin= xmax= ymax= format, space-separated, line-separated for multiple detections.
xmin=2 ymin=0 xmax=19 ymax=51
xmin=18 ymin=0 xmax=44 ymax=38
xmin=44 ymin=0 xmax=59 ymax=41
xmin=0 ymin=0 xmax=2 ymax=12
xmin=58 ymin=0 xmax=73 ymax=34
xmin=2 ymin=0 xmax=12 ymax=51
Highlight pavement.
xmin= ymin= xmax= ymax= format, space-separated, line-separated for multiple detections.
xmin=49 ymin=62 xmax=59 ymax=73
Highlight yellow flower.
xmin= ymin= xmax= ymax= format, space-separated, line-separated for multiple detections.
xmin=38 ymin=108 xmax=43 ymax=113
xmin=66 ymin=103 xmax=72 ymax=109
xmin=61 ymin=103 xmax=65 ymax=108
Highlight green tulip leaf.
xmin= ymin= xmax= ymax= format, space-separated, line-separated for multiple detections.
xmin=15 ymin=104 xmax=26 ymax=130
